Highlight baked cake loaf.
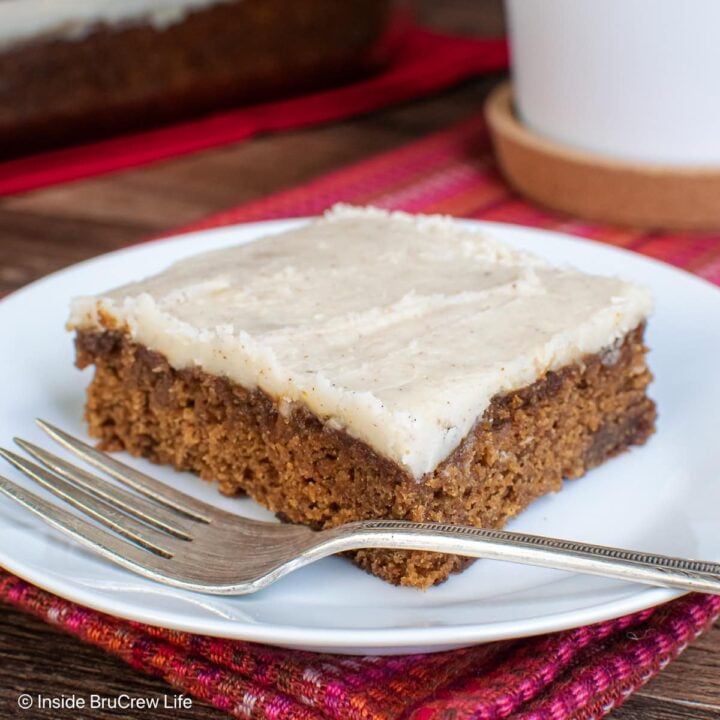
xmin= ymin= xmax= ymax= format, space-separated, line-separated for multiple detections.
xmin=0 ymin=0 xmax=401 ymax=157
xmin=69 ymin=206 xmax=656 ymax=589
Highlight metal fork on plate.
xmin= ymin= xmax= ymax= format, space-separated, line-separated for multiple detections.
xmin=0 ymin=419 xmax=719 ymax=596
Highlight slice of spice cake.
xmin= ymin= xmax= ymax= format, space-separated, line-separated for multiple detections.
xmin=69 ymin=205 xmax=656 ymax=589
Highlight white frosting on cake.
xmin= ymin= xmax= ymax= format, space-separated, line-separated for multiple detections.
xmin=69 ymin=206 xmax=653 ymax=480
xmin=0 ymin=0 xmax=238 ymax=49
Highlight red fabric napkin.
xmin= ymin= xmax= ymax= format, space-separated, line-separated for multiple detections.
xmin=0 ymin=27 xmax=507 ymax=196
xmin=1 ymin=573 xmax=716 ymax=720
xmin=3 ymin=110 xmax=720 ymax=719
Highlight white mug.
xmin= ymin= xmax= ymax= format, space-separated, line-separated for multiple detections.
xmin=505 ymin=0 xmax=720 ymax=166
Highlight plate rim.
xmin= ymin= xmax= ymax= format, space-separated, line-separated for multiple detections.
xmin=0 ymin=549 xmax=680 ymax=650
xmin=1 ymin=216 xmax=714 ymax=652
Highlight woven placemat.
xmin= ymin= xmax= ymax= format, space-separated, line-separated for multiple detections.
xmin=2 ymin=110 xmax=719 ymax=719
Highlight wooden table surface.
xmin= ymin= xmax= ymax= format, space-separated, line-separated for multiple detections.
xmin=0 ymin=2 xmax=717 ymax=718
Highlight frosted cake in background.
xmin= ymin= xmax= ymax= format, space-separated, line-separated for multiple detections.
xmin=0 ymin=0 xmax=401 ymax=156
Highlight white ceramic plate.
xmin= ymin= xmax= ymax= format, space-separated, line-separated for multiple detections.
xmin=0 ymin=219 xmax=718 ymax=655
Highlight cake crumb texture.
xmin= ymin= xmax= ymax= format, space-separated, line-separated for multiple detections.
xmin=75 ymin=325 xmax=655 ymax=589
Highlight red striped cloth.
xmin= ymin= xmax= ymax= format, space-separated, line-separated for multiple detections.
xmin=2 ymin=110 xmax=720 ymax=719
xmin=1 ymin=575 xmax=717 ymax=719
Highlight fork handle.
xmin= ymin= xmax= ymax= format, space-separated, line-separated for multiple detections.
xmin=323 ymin=520 xmax=720 ymax=595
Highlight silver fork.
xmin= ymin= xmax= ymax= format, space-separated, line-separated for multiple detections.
xmin=0 ymin=419 xmax=719 ymax=596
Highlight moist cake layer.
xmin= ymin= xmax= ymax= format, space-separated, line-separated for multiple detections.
xmin=75 ymin=325 xmax=656 ymax=588
xmin=70 ymin=206 xmax=653 ymax=480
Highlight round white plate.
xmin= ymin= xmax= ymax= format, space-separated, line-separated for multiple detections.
xmin=0 ymin=219 xmax=718 ymax=655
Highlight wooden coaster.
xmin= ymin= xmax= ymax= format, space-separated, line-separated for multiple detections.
xmin=485 ymin=82 xmax=720 ymax=231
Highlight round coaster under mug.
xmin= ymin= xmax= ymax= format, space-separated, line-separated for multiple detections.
xmin=485 ymin=82 xmax=720 ymax=231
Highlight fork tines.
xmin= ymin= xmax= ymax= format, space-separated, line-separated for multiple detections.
xmin=0 ymin=419 xmax=212 ymax=563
